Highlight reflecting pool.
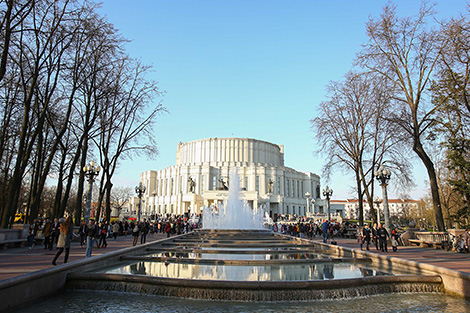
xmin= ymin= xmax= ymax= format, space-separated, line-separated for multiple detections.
xmin=97 ymin=261 xmax=410 ymax=281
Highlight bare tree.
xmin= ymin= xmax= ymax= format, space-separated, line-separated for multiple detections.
xmin=110 ymin=186 xmax=133 ymax=219
xmin=94 ymin=58 xmax=164 ymax=222
xmin=0 ymin=0 xmax=77 ymax=227
xmin=356 ymin=3 xmax=447 ymax=230
xmin=0 ymin=0 xmax=34 ymax=82
xmin=311 ymin=71 xmax=413 ymax=226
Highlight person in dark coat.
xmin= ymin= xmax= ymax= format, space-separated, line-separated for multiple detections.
xmin=141 ymin=220 xmax=149 ymax=244
xmin=50 ymin=218 xmax=60 ymax=250
xmin=377 ymin=224 xmax=390 ymax=252
xmin=371 ymin=223 xmax=379 ymax=250
xmin=85 ymin=219 xmax=98 ymax=258
xmin=362 ymin=224 xmax=372 ymax=251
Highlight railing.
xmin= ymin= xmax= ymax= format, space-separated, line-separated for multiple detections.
xmin=410 ymin=232 xmax=450 ymax=249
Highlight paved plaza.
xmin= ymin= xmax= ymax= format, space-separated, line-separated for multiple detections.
xmin=0 ymin=232 xmax=469 ymax=282
xmin=0 ymin=232 xmax=167 ymax=281
xmin=310 ymin=236 xmax=470 ymax=274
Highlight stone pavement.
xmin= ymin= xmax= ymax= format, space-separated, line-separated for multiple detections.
xmin=1 ymin=232 xmax=469 ymax=282
xmin=310 ymin=236 xmax=470 ymax=273
xmin=0 ymin=232 xmax=168 ymax=281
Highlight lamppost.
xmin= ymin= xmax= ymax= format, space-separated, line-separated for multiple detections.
xmin=135 ymin=182 xmax=146 ymax=223
xmin=305 ymin=192 xmax=311 ymax=216
xmin=83 ymin=161 xmax=100 ymax=224
xmin=374 ymin=165 xmax=391 ymax=234
xmin=322 ymin=186 xmax=333 ymax=221
xmin=374 ymin=196 xmax=381 ymax=224
xmin=152 ymin=190 xmax=157 ymax=221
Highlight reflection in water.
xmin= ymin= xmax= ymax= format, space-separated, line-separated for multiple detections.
xmin=129 ymin=262 xmax=147 ymax=275
xmin=149 ymin=252 xmax=321 ymax=261
xmin=359 ymin=267 xmax=374 ymax=277
xmin=323 ymin=264 xmax=334 ymax=279
xmin=102 ymin=262 xmax=397 ymax=282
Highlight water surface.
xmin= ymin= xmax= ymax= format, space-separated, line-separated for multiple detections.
xmin=16 ymin=290 xmax=470 ymax=313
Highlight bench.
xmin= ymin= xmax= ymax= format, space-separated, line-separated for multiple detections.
xmin=410 ymin=232 xmax=450 ymax=249
xmin=344 ymin=231 xmax=357 ymax=239
xmin=0 ymin=239 xmax=26 ymax=249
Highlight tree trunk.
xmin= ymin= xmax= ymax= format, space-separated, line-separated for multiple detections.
xmin=414 ymin=140 xmax=445 ymax=231
xmin=356 ymin=172 xmax=364 ymax=226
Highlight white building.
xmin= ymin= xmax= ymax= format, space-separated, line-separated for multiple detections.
xmin=344 ymin=199 xmax=420 ymax=220
xmin=130 ymin=137 xmax=322 ymax=220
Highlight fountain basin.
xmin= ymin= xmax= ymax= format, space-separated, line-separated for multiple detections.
xmin=66 ymin=273 xmax=443 ymax=301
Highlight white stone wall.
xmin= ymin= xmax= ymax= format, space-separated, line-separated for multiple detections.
xmin=176 ymin=138 xmax=284 ymax=166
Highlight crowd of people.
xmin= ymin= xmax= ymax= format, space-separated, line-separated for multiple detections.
xmin=24 ymin=214 xmax=202 ymax=265
xmin=270 ymin=219 xmax=402 ymax=253
xmin=24 ymin=214 xmax=470 ymax=266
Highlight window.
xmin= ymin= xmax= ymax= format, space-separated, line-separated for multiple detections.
xmin=202 ymin=175 xmax=206 ymax=192
xmin=276 ymin=177 xmax=281 ymax=194
xmin=245 ymin=177 xmax=248 ymax=190
xmin=212 ymin=175 xmax=217 ymax=190
xmin=255 ymin=176 xmax=259 ymax=191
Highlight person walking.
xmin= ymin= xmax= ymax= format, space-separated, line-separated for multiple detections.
xmin=132 ymin=222 xmax=140 ymax=246
xmin=52 ymin=217 xmax=74 ymax=265
xmin=43 ymin=218 xmax=52 ymax=250
xmin=79 ymin=220 xmax=87 ymax=247
xmin=85 ymin=219 xmax=98 ymax=258
xmin=321 ymin=220 xmax=329 ymax=244
xmin=377 ymin=224 xmax=390 ymax=252
xmin=112 ymin=221 xmax=119 ymax=240
xmin=362 ymin=224 xmax=371 ymax=251
xmin=141 ymin=220 xmax=149 ymax=244
xmin=371 ymin=223 xmax=379 ymax=251
xmin=391 ymin=228 xmax=399 ymax=252
xmin=50 ymin=218 xmax=60 ymax=250
xmin=98 ymin=221 xmax=108 ymax=248
xmin=165 ymin=222 xmax=171 ymax=238
xmin=27 ymin=219 xmax=39 ymax=249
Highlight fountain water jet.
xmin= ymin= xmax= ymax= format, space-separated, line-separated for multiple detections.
xmin=202 ymin=168 xmax=266 ymax=230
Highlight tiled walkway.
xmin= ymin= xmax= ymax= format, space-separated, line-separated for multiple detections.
xmin=0 ymin=232 xmax=168 ymax=281
xmin=310 ymin=236 xmax=470 ymax=273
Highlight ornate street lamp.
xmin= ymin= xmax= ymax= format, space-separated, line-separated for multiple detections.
xmin=83 ymin=161 xmax=100 ymax=224
xmin=135 ymin=182 xmax=146 ymax=222
xmin=305 ymin=192 xmax=311 ymax=216
xmin=374 ymin=165 xmax=391 ymax=234
xmin=322 ymin=186 xmax=333 ymax=221
xmin=373 ymin=196 xmax=381 ymax=224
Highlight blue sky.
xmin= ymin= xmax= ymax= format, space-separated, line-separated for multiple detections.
xmin=98 ymin=0 xmax=468 ymax=199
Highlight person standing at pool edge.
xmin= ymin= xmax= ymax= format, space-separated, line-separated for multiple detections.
xmin=85 ymin=219 xmax=98 ymax=258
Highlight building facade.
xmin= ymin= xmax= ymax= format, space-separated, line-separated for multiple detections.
xmin=130 ymin=138 xmax=321 ymax=220
xmin=344 ymin=199 xmax=420 ymax=220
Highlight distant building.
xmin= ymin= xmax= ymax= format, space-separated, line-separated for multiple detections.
xmin=344 ymin=199 xmax=420 ymax=220
xmin=130 ymin=138 xmax=322 ymax=220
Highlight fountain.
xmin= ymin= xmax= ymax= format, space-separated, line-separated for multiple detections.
xmin=6 ymin=167 xmax=470 ymax=311
xmin=202 ymin=169 xmax=266 ymax=230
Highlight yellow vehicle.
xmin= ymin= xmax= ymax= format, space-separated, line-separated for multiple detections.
xmin=14 ymin=213 xmax=26 ymax=223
